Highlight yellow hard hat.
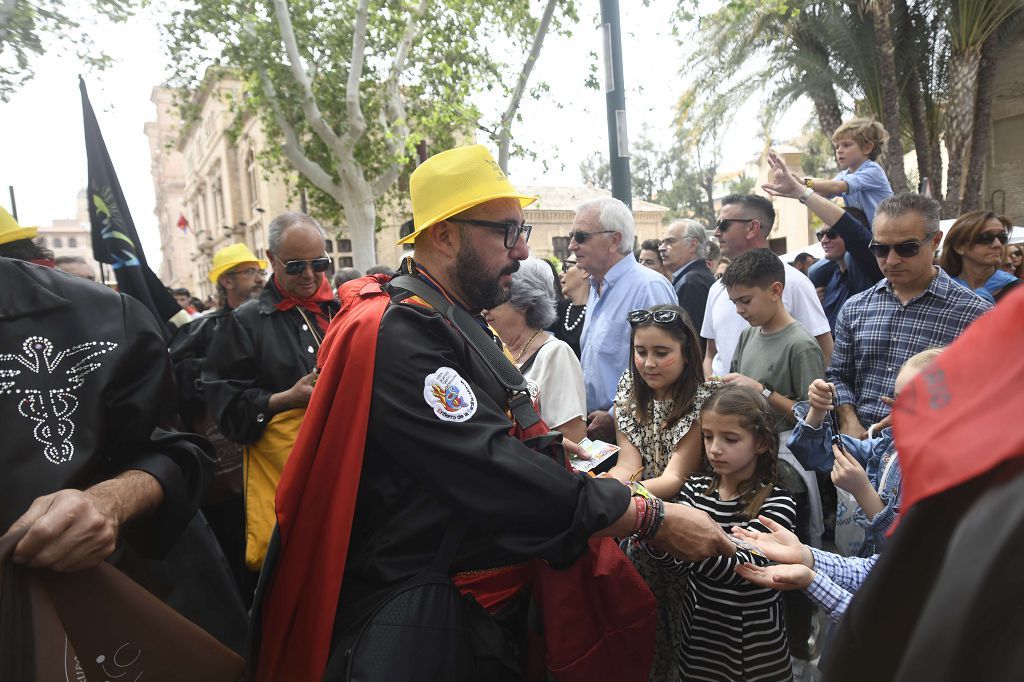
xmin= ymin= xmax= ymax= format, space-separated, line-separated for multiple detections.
xmin=208 ymin=242 xmax=268 ymax=283
xmin=397 ymin=145 xmax=537 ymax=245
xmin=0 ymin=206 xmax=39 ymax=246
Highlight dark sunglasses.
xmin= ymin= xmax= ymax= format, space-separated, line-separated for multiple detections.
xmin=281 ymin=256 xmax=331 ymax=276
xmin=972 ymin=231 xmax=1009 ymax=246
xmin=716 ymin=218 xmax=755 ymax=232
xmin=568 ymin=229 xmax=617 ymax=244
xmin=815 ymin=228 xmax=838 ymax=241
xmin=561 ymin=260 xmax=578 ymax=273
xmin=447 ymin=217 xmax=532 ymax=249
xmin=628 ymin=309 xmax=684 ymax=327
xmin=867 ymin=233 xmax=936 ymax=259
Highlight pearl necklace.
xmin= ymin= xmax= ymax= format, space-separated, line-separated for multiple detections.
xmin=563 ymin=303 xmax=586 ymax=332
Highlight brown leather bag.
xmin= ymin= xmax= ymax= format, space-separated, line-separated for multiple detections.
xmin=0 ymin=528 xmax=245 ymax=681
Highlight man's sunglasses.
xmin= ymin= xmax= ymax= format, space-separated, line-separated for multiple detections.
xmin=561 ymin=260 xmax=578 ymax=273
xmin=816 ymin=228 xmax=838 ymax=241
xmin=627 ymin=309 xmax=685 ymax=327
xmin=447 ymin=217 xmax=532 ymax=249
xmin=972 ymin=230 xmax=1009 ymax=246
xmin=568 ymin=229 xmax=617 ymax=244
xmin=716 ymin=218 xmax=755 ymax=232
xmin=867 ymin=233 xmax=936 ymax=259
xmin=280 ymin=256 xmax=331 ymax=276
xmin=225 ymin=267 xmax=265 ymax=278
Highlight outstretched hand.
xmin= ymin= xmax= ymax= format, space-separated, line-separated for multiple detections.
xmin=731 ymin=515 xmax=813 ymax=567
xmin=735 ymin=562 xmax=815 ymax=591
xmin=652 ymin=503 xmax=737 ymax=563
xmin=761 ymin=151 xmax=805 ymax=198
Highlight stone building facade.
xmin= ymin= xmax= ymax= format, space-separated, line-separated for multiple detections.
xmin=35 ymin=190 xmax=102 ymax=280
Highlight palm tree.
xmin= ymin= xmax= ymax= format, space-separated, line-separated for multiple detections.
xmin=942 ymin=0 xmax=1023 ymax=216
xmin=862 ymin=0 xmax=910 ymax=191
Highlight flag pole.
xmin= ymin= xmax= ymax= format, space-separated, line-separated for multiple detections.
xmin=8 ymin=186 xmax=17 ymax=221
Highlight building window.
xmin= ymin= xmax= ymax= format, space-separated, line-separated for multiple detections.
xmin=246 ymin=149 xmax=261 ymax=209
xmin=325 ymin=239 xmax=334 ymax=253
xmin=340 ymin=257 xmax=354 ymax=267
xmin=399 ymin=220 xmax=414 ymax=251
xmin=68 ymin=237 xmax=77 ymax=248
xmin=339 ymin=239 xmax=352 ymax=252
xmin=52 ymin=237 xmax=63 ymax=248
xmin=552 ymin=236 xmax=570 ymax=261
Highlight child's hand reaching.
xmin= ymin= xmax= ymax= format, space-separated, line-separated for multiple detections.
xmin=730 ymin=515 xmax=813 ymax=568
xmin=735 ymin=562 xmax=815 ymax=591
xmin=830 ymin=445 xmax=872 ymax=497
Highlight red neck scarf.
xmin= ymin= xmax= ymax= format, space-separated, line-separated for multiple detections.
xmin=273 ymin=273 xmax=334 ymax=332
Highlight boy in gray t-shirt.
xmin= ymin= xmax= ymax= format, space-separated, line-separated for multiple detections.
xmin=719 ymin=249 xmax=826 ymax=432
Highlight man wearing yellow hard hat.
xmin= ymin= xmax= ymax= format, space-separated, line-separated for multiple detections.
xmin=168 ymin=242 xmax=267 ymax=597
xmin=0 ymin=206 xmax=53 ymax=266
xmin=253 ymin=145 xmax=735 ymax=682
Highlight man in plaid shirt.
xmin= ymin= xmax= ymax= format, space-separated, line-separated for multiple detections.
xmin=827 ymin=194 xmax=991 ymax=438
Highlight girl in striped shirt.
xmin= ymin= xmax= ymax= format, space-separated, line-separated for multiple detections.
xmin=648 ymin=384 xmax=797 ymax=681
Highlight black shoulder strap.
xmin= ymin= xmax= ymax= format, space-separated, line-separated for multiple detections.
xmin=389 ymin=274 xmax=539 ymax=430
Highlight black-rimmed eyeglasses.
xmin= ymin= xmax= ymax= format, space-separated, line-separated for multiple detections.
xmin=561 ymin=260 xmax=578 ymax=273
xmin=447 ymin=218 xmax=532 ymax=249
xmin=815 ymin=228 xmax=838 ymax=241
xmin=972 ymin=231 xmax=1009 ymax=246
xmin=280 ymin=256 xmax=331 ymax=276
xmin=867 ymin=233 xmax=936 ymax=259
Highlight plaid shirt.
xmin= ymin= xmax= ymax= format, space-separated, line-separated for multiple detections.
xmin=805 ymin=549 xmax=878 ymax=622
xmin=827 ymin=268 xmax=991 ymax=426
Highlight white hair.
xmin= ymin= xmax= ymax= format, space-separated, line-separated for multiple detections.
xmin=576 ymin=197 xmax=636 ymax=255
xmin=509 ymin=257 xmax=557 ymax=329
xmin=267 ymin=211 xmax=326 ymax=253
xmin=668 ymin=219 xmax=710 ymax=260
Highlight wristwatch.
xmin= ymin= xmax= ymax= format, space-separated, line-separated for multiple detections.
xmin=761 ymin=383 xmax=775 ymax=399
xmin=798 ymin=187 xmax=815 ymax=204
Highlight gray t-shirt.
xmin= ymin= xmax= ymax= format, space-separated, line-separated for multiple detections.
xmin=731 ymin=321 xmax=826 ymax=431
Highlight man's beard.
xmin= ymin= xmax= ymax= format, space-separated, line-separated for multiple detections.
xmin=449 ymin=239 xmax=519 ymax=310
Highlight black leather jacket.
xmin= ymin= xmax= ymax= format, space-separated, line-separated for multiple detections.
xmin=201 ymin=278 xmax=340 ymax=444
xmin=0 ymin=258 xmax=212 ymax=553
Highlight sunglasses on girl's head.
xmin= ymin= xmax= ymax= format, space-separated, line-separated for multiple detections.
xmin=867 ymin=233 xmax=936 ymax=259
xmin=281 ymin=256 xmax=332 ymax=276
xmin=816 ymin=228 xmax=837 ymax=241
xmin=561 ymin=260 xmax=578 ymax=273
xmin=627 ymin=309 xmax=684 ymax=327
xmin=972 ymin=231 xmax=1009 ymax=246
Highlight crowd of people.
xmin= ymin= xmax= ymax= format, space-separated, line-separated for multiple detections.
xmin=0 ymin=118 xmax=1021 ymax=682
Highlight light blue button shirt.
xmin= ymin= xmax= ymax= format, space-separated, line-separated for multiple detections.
xmin=580 ymin=254 xmax=678 ymax=411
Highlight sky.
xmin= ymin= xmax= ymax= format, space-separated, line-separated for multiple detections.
xmin=0 ymin=1 xmax=811 ymax=269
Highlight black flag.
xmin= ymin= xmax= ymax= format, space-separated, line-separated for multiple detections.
xmin=79 ymin=77 xmax=189 ymax=333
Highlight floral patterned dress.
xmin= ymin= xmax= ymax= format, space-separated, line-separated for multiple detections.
xmin=614 ymin=371 xmax=717 ymax=682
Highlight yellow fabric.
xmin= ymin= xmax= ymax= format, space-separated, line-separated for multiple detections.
xmin=0 ymin=206 xmax=38 ymax=246
xmin=244 ymin=408 xmax=305 ymax=570
xmin=208 ymin=242 xmax=268 ymax=283
xmin=397 ymin=145 xmax=537 ymax=245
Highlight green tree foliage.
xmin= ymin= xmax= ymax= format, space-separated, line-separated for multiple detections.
xmin=164 ymin=0 xmax=570 ymax=269
xmin=0 ymin=0 xmax=133 ymax=102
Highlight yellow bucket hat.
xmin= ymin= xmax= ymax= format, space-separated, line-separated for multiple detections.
xmin=397 ymin=145 xmax=538 ymax=245
xmin=208 ymin=242 xmax=268 ymax=283
xmin=0 ymin=206 xmax=39 ymax=246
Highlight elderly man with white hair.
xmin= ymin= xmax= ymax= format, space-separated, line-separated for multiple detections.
xmin=659 ymin=218 xmax=716 ymax=340
xmin=484 ymin=257 xmax=587 ymax=442
xmin=570 ymin=197 xmax=677 ymax=441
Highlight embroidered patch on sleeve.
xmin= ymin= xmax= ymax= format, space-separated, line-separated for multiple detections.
xmin=423 ymin=366 xmax=478 ymax=422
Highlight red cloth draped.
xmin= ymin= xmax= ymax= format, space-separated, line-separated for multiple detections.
xmin=892 ymin=287 xmax=1024 ymax=531
xmin=255 ymin=275 xmax=390 ymax=682
xmin=272 ymin=273 xmax=333 ymax=331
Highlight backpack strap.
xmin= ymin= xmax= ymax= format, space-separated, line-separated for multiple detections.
xmin=389 ymin=273 xmax=540 ymax=430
